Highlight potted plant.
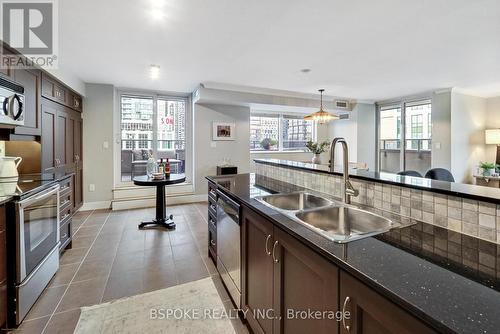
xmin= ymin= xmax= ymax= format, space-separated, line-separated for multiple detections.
xmin=261 ymin=138 xmax=277 ymax=150
xmin=480 ymin=162 xmax=497 ymax=176
xmin=305 ymin=140 xmax=330 ymax=164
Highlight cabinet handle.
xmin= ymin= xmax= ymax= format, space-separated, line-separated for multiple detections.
xmin=210 ymin=239 xmax=216 ymax=246
xmin=272 ymin=240 xmax=279 ymax=263
xmin=265 ymin=234 xmax=272 ymax=256
xmin=342 ymin=296 xmax=351 ymax=332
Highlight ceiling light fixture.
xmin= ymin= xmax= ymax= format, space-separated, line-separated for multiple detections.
xmin=150 ymin=65 xmax=160 ymax=79
xmin=304 ymin=89 xmax=339 ymax=124
xmin=150 ymin=0 xmax=166 ymax=20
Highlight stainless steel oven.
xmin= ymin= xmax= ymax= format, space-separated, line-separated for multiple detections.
xmin=14 ymin=184 xmax=60 ymax=325
xmin=216 ymin=190 xmax=241 ymax=308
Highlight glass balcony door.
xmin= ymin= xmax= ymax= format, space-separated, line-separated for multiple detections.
xmin=378 ymin=99 xmax=432 ymax=175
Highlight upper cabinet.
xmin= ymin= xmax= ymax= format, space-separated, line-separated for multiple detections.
xmin=10 ymin=69 xmax=41 ymax=136
xmin=41 ymin=73 xmax=82 ymax=112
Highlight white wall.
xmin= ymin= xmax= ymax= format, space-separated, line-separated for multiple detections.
xmin=194 ymin=103 xmax=251 ymax=195
xmin=327 ymin=103 xmax=376 ymax=170
xmin=450 ymin=91 xmax=487 ymax=183
xmin=485 ymin=97 xmax=500 ymax=161
xmin=82 ymin=83 xmax=115 ymax=207
xmin=431 ymin=90 xmax=452 ymax=170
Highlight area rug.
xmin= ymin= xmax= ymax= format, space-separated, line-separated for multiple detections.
xmin=73 ymin=277 xmax=236 ymax=334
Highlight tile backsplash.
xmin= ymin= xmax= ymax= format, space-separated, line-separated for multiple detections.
xmin=255 ymin=163 xmax=499 ymax=244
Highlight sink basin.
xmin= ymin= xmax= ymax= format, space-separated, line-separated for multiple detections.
xmin=295 ymin=206 xmax=399 ymax=243
xmin=257 ymin=192 xmax=334 ymax=211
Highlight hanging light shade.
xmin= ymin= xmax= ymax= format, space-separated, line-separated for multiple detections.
xmin=304 ymin=89 xmax=339 ymax=124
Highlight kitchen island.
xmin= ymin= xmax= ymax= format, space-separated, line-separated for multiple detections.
xmin=207 ymin=173 xmax=500 ymax=334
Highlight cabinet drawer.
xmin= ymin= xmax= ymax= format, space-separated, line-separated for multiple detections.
xmin=208 ymin=227 xmax=217 ymax=258
xmin=208 ymin=214 xmax=217 ymax=230
xmin=59 ymin=204 xmax=72 ymax=223
xmin=59 ymin=219 xmax=71 ymax=247
xmin=208 ymin=201 xmax=217 ymax=217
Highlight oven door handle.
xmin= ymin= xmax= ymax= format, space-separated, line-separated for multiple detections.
xmin=18 ymin=184 xmax=60 ymax=209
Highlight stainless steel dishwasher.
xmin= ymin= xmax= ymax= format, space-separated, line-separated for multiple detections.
xmin=216 ymin=190 xmax=241 ymax=308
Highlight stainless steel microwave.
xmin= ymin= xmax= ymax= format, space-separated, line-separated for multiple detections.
xmin=0 ymin=76 xmax=24 ymax=127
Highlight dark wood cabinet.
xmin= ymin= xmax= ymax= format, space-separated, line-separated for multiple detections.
xmin=242 ymin=206 xmax=275 ymax=334
xmin=41 ymin=99 xmax=69 ymax=176
xmin=73 ymin=113 xmax=83 ymax=209
xmin=58 ymin=175 xmax=73 ymax=252
xmin=11 ymin=69 xmax=41 ymax=136
xmin=41 ymin=101 xmax=57 ymax=174
xmin=0 ymin=205 xmax=7 ymax=328
xmin=238 ymin=201 xmax=438 ymax=334
xmin=242 ymin=205 xmax=339 ymax=334
xmin=273 ymin=228 xmax=339 ymax=334
xmin=41 ymin=73 xmax=81 ymax=112
xmin=339 ymin=271 xmax=436 ymax=334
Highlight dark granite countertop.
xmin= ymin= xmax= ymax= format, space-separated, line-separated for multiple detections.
xmin=254 ymin=158 xmax=500 ymax=204
xmin=206 ymin=173 xmax=500 ymax=334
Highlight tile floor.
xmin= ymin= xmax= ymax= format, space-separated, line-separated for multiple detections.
xmin=8 ymin=203 xmax=248 ymax=334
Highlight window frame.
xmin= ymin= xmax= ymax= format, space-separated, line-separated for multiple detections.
xmin=376 ymin=97 xmax=432 ymax=173
xmin=114 ymin=89 xmax=193 ymax=188
xmin=250 ymin=111 xmax=316 ymax=153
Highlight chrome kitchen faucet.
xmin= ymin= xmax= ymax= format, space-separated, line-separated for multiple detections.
xmin=330 ymin=138 xmax=359 ymax=204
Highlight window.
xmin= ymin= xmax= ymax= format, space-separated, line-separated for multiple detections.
xmin=409 ymin=114 xmax=423 ymax=149
xmin=250 ymin=114 xmax=280 ymax=151
xmin=282 ymin=115 xmax=313 ymax=151
xmin=377 ymin=99 xmax=431 ymax=175
xmin=120 ymin=94 xmax=188 ymax=182
xmin=250 ymin=113 xmax=314 ymax=151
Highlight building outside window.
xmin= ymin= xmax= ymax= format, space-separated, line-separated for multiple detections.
xmin=250 ymin=113 xmax=314 ymax=151
xmin=409 ymin=114 xmax=423 ymax=150
xmin=120 ymin=94 xmax=187 ymax=182
xmin=378 ymin=99 xmax=431 ymax=175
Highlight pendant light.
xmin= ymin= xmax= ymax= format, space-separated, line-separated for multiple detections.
xmin=304 ymin=89 xmax=339 ymax=124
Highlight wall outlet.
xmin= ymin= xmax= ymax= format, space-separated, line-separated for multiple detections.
xmin=103 ymin=141 xmax=109 ymax=149
xmin=89 ymin=184 xmax=95 ymax=192
xmin=210 ymin=141 xmax=217 ymax=148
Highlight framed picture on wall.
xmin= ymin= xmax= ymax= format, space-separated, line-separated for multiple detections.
xmin=212 ymin=122 xmax=235 ymax=141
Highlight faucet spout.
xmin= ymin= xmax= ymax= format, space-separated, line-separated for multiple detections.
xmin=330 ymin=137 xmax=358 ymax=204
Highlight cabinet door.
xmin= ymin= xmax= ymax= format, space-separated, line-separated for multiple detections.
xmin=65 ymin=111 xmax=76 ymax=173
xmin=41 ymin=102 xmax=57 ymax=174
xmin=242 ymin=206 xmax=275 ymax=334
xmin=273 ymin=228 xmax=339 ymax=334
xmin=55 ymin=109 xmax=68 ymax=174
xmin=74 ymin=115 xmax=83 ymax=208
xmin=12 ymin=69 xmax=41 ymax=136
xmin=340 ymin=272 xmax=436 ymax=334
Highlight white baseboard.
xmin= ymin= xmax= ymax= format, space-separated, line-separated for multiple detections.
xmin=80 ymin=200 xmax=112 ymax=211
xmin=111 ymin=193 xmax=208 ymax=211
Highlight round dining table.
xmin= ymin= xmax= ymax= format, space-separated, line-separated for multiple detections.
xmin=133 ymin=173 xmax=186 ymax=229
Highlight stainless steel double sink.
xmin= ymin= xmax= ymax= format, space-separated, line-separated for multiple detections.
xmin=256 ymin=192 xmax=400 ymax=243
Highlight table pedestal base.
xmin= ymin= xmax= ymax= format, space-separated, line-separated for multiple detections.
xmin=138 ymin=216 xmax=176 ymax=230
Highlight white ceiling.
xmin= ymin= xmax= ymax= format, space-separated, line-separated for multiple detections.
xmin=59 ymin=0 xmax=500 ymax=100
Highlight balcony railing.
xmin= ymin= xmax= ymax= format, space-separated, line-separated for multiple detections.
xmin=380 ymin=139 xmax=431 ymax=152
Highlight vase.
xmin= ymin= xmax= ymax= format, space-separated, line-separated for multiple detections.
xmin=483 ymin=168 xmax=495 ymax=177
xmin=311 ymin=154 xmax=321 ymax=164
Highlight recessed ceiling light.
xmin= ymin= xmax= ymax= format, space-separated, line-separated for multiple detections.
xmin=300 ymin=68 xmax=311 ymax=73
xmin=150 ymin=9 xmax=165 ymax=20
xmin=150 ymin=65 xmax=160 ymax=79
